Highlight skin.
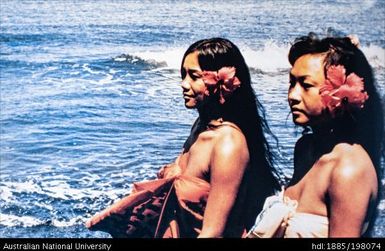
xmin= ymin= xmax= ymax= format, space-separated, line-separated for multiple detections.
xmin=288 ymin=53 xmax=325 ymax=127
xmin=286 ymin=53 xmax=378 ymax=237
xmin=180 ymin=52 xmax=207 ymax=109
xmin=158 ymin=51 xmax=250 ymax=237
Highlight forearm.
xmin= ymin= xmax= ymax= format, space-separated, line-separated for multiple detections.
xmin=197 ymin=228 xmax=223 ymax=238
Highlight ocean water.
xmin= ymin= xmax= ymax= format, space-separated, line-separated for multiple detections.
xmin=0 ymin=0 xmax=384 ymax=237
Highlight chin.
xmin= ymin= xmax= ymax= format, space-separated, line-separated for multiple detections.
xmin=293 ymin=116 xmax=309 ymax=126
xmin=184 ymin=102 xmax=196 ymax=109
xmin=294 ymin=121 xmax=308 ymax=127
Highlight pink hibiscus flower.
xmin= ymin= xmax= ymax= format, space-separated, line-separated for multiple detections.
xmin=201 ymin=67 xmax=241 ymax=104
xmin=319 ymin=65 xmax=369 ymax=116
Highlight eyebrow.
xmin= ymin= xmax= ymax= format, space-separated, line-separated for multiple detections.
xmin=289 ymin=73 xmax=309 ymax=82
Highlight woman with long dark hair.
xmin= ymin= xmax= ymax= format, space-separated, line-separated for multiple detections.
xmin=247 ymin=33 xmax=384 ymax=237
xmin=87 ymin=37 xmax=279 ymax=238
xmin=158 ymin=37 xmax=279 ymax=237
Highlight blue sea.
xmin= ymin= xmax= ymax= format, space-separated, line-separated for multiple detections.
xmin=1 ymin=0 xmax=384 ymax=238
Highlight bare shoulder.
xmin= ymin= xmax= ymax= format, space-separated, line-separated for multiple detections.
xmin=212 ymin=124 xmax=248 ymax=157
xmin=209 ymin=123 xmax=249 ymax=182
xmin=329 ymin=143 xmax=377 ymax=188
xmin=191 ymin=122 xmax=249 ymax=165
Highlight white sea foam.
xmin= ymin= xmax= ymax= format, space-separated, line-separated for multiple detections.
xmin=82 ymin=63 xmax=99 ymax=74
xmin=97 ymin=74 xmax=113 ymax=84
xmin=131 ymin=42 xmax=384 ymax=73
xmin=378 ymin=199 xmax=385 ymax=211
xmin=0 ymin=214 xmax=86 ymax=228
xmin=2 ymin=180 xmax=43 ymax=194
xmin=0 ymin=213 xmax=45 ymax=227
xmin=79 ymin=173 xmax=101 ymax=183
xmin=1 ymin=176 xmax=122 ymax=202
xmin=40 ymin=176 xmax=128 ymax=201
xmin=132 ymin=43 xmax=291 ymax=73
xmin=242 ymin=42 xmax=291 ymax=73
xmin=51 ymin=216 xmax=83 ymax=227
xmin=134 ymin=48 xmax=185 ymax=69
xmin=3 ymin=40 xmax=383 ymax=73
xmin=361 ymin=44 xmax=385 ymax=69
xmin=0 ymin=186 xmax=13 ymax=202
xmin=33 ymin=201 xmax=54 ymax=211
xmin=361 ymin=0 xmax=376 ymax=9
xmin=113 ymin=56 xmax=126 ymax=62
xmin=41 ymin=181 xmax=87 ymax=200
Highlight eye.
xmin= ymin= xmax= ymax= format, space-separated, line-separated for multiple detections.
xmin=188 ymin=70 xmax=202 ymax=81
xmin=191 ymin=73 xmax=201 ymax=80
xmin=302 ymin=82 xmax=313 ymax=90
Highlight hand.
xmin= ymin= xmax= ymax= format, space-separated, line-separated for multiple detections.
xmin=157 ymin=163 xmax=182 ymax=179
xmin=157 ymin=165 xmax=166 ymax=179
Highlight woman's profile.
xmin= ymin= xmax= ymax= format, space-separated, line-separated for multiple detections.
xmin=247 ymin=33 xmax=384 ymax=238
xmin=87 ymin=37 xmax=280 ymax=238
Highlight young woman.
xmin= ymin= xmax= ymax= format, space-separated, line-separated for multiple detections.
xmin=87 ymin=38 xmax=279 ymax=238
xmin=247 ymin=33 xmax=384 ymax=238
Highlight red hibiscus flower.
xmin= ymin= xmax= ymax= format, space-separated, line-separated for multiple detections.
xmin=319 ymin=65 xmax=369 ymax=116
xmin=201 ymin=67 xmax=241 ymax=104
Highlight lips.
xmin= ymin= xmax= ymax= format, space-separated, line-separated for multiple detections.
xmin=183 ymin=93 xmax=194 ymax=99
xmin=291 ymin=107 xmax=305 ymax=114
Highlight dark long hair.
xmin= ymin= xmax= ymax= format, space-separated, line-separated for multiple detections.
xmin=181 ymin=38 xmax=280 ymax=230
xmin=289 ymin=33 xmax=384 ymax=235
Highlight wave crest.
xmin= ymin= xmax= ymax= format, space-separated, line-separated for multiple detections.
xmin=122 ymin=41 xmax=385 ymax=73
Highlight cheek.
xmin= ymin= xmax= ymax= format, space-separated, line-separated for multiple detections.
xmin=193 ymin=82 xmax=207 ymax=95
xmin=307 ymin=96 xmax=324 ymax=114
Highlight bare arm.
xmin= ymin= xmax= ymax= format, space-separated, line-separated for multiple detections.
xmin=198 ymin=131 xmax=249 ymax=237
xmin=328 ymin=149 xmax=376 ymax=237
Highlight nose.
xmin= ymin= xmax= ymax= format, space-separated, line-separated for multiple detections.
xmin=288 ymin=83 xmax=301 ymax=105
xmin=181 ymin=79 xmax=191 ymax=91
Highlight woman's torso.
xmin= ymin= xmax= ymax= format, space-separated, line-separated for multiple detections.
xmin=176 ymin=119 xmax=252 ymax=236
xmin=284 ymin=140 xmax=378 ymax=236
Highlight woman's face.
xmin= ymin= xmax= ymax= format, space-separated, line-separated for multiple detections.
xmin=288 ymin=53 xmax=326 ymax=126
xmin=181 ymin=51 xmax=207 ymax=109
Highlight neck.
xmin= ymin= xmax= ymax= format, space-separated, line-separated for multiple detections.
xmin=207 ymin=117 xmax=224 ymax=129
xmin=197 ymin=103 xmax=223 ymax=126
xmin=310 ymin=123 xmax=359 ymax=157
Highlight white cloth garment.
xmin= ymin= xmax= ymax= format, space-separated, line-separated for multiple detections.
xmin=246 ymin=188 xmax=328 ymax=238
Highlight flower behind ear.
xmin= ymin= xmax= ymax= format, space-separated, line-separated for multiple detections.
xmin=325 ymin=65 xmax=346 ymax=89
xmin=201 ymin=66 xmax=241 ymax=104
xmin=319 ymin=65 xmax=369 ymax=116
